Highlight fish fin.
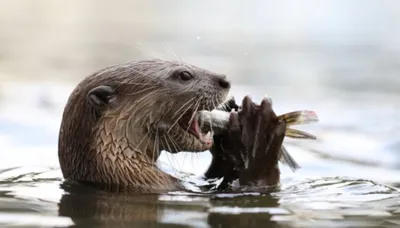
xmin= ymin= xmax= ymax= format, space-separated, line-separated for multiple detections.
xmin=279 ymin=145 xmax=301 ymax=172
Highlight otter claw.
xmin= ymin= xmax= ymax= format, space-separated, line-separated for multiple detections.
xmin=240 ymin=96 xmax=254 ymax=117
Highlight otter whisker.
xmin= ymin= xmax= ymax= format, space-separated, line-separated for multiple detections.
xmin=125 ymin=95 xmax=158 ymax=118
xmin=128 ymin=88 xmax=159 ymax=102
xmin=120 ymin=81 xmax=161 ymax=86
xmin=214 ymin=96 xmax=223 ymax=113
xmin=130 ymin=127 xmax=151 ymax=155
xmin=172 ymin=97 xmax=197 ymax=118
xmin=168 ymin=98 xmax=198 ymax=133
xmin=208 ymin=94 xmax=219 ymax=111
xmin=156 ymin=130 xmax=166 ymax=181
xmin=156 ymin=130 xmax=178 ymax=181
xmin=185 ymin=100 xmax=202 ymax=134
xmin=212 ymin=96 xmax=218 ymax=110
xmin=167 ymin=134 xmax=182 ymax=171
xmin=133 ymin=89 xmax=169 ymax=112
xmin=136 ymin=67 xmax=177 ymax=80
xmin=127 ymin=86 xmax=159 ymax=96
xmin=162 ymin=135 xmax=173 ymax=154
xmin=163 ymin=133 xmax=183 ymax=173
xmin=161 ymin=145 xmax=178 ymax=175
xmin=209 ymin=113 xmax=213 ymax=136
xmin=127 ymin=68 xmax=163 ymax=80
xmin=139 ymin=89 xmax=171 ymax=108
xmin=164 ymin=43 xmax=184 ymax=62
xmin=181 ymin=152 xmax=189 ymax=174
xmin=114 ymin=64 xmax=151 ymax=78
xmin=153 ymin=128 xmax=159 ymax=165
xmin=208 ymin=96 xmax=223 ymax=131
xmin=211 ymin=97 xmax=225 ymax=125
xmin=206 ymin=95 xmax=211 ymax=107
xmin=186 ymin=99 xmax=202 ymax=133
xmin=117 ymin=90 xmax=164 ymax=118
xmin=217 ymin=98 xmax=231 ymax=111
xmin=152 ymin=129 xmax=159 ymax=166
xmin=134 ymin=43 xmax=166 ymax=61
xmin=166 ymin=131 xmax=182 ymax=153
xmin=209 ymin=97 xmax=214 ymax=110
xmin=141 ymin=130 xmax=153 ymax=162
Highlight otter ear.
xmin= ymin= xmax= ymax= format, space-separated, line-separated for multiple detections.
xmin=87 ymin=85 xmax=116 ymax=108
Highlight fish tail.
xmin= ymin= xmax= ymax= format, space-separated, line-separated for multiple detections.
xmin=278 ymin=110 xmax=319 ymax=126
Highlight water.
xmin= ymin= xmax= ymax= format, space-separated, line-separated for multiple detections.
xmin=2 ymin=1 xmax=400 ymax=227
xmin=0 ymin=81 xmax=400 ymax=228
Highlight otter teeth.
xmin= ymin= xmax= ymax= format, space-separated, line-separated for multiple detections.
xmin=199 ymin=131 xmax=213 ymax=144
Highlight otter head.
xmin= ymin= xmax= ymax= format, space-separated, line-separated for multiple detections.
xmin=58 ymin=59 xmax=230 ymax=188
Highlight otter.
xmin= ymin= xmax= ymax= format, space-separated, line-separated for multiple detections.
xmin=58 ymin=59 xmax=286 ymax=193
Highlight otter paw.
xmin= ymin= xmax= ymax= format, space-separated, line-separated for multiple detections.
xmin=231 ymin=96 xmax=286 ymax=189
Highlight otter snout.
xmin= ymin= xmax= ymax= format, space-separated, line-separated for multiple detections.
xmin=215 ymin=75 xmax=231 ymax=89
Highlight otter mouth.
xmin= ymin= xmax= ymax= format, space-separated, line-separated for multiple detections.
xmin=178 ymin=110 xmax=214 ymax=148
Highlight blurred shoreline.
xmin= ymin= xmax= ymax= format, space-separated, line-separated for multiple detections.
xmin=1 ymin=0 xmax=400 ymax=94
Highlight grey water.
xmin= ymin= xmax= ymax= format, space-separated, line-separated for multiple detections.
xmin=2 ymin=0 xmax=400 ymax=227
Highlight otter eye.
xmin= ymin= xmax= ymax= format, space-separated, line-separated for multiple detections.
xmin=179 ymin=71 xmax=193 ymax=81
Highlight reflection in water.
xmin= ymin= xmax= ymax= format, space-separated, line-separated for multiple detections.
xmin=54 ymin=177 xmax=400 ymax=228
xmin=207 ymin=195 xmax=281 ymax=228
xmin=0 ymin=166 xmax=395 ymax=227
xmin=58 ymin=181 xmax=280 ymax=228
xmin=59 ymin=183 xmax=164 ymax=227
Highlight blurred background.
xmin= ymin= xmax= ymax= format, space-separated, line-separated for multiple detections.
xmin=1 ymin=0 xmax=400 ymax=227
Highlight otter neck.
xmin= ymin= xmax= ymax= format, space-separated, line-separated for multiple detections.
xmin=88 ymin=116 xmax=179 ymax=192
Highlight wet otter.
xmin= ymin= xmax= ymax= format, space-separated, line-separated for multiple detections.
xmin=58 ymin=59 xmax=286 ymax=193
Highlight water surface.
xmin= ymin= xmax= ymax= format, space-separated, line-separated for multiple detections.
xmin=1 ymin=82 xmax=400 ymax=228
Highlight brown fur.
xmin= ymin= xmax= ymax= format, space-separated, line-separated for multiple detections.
xmin=58 ymin=59 xmax=230 ymax=192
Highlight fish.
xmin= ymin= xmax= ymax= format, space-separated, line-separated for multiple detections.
xmin=198 ymin=108 xmax=319 ymax=172
xmin=276 ymin=110 xmax=318 ymax=171
xmin=278 ymin=110 xmax=318 ymax=140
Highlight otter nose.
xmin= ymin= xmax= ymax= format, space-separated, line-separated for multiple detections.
xmin=218 ymin=76 xmax=231 ymax=89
